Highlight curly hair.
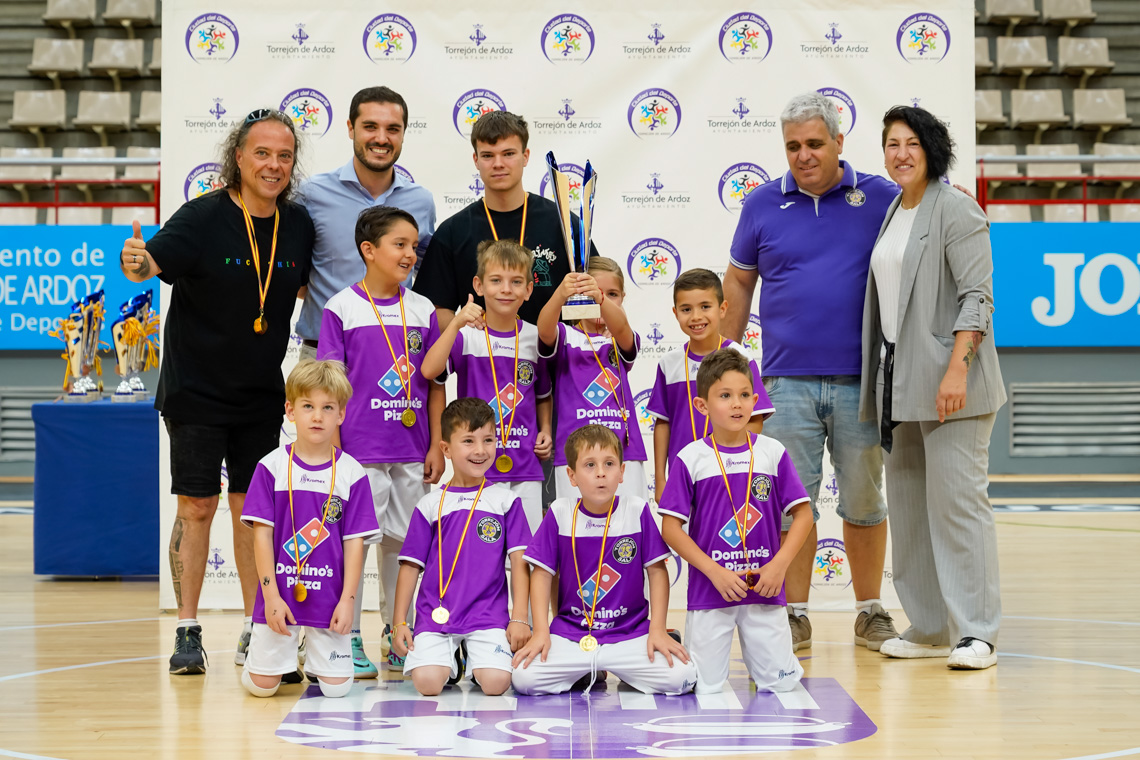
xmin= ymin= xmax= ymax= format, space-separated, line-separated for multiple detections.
xmin=881 ymin=105 xmax=956 ymax=180
xmin=217 ymin=109 xmax=303 ymax=200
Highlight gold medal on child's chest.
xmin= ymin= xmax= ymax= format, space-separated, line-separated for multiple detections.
xmin=401 ymin=408 xmax=416 ymax=428
xmin=293 ymin=583 xmax=307 ymax=602
xmin=579 ymin=634 xmax=598 ymax=652
xmin=495 ymin=454 xmax=513 ymax=473
xmin=432 ymin=606 xmax=450 ymax=624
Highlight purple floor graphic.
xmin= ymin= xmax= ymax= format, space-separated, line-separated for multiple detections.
xmin=275 ymin=670 xmax=876 ymax=757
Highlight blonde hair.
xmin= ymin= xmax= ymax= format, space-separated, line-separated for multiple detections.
xmin=476 ymin=239 xmax=533 ymax=280
xmin=564 ymin=423 xmax=623 ymax=468
xmin=586 ymin=256 xmax=624 ymax=293
xmin=286 ymin=359 xmax=353 ymax=407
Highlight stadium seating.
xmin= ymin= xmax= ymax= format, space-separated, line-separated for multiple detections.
xmin=27 ymin=39 xmax=84 ymax=87
xmin=1026 ymin=144 xmax=1083 ymax=192
xmin=9 ymin=90 xmax=68 ymax=146
xmin=1108 ymin=204 xmax=1140 ymax=222
xmin=985 ymin=0 xmax=1040 ymax=36
xmin=88 ymin=38 xmax=145 ymax=90
xmin=149 ymin=38 xmax=161 ymax=74
xmin=995 ymin=36 xmax=1052 ymax=88
xmin=986 ymin=204 xmax=1033 ymax=222
xmin=977 ymin=144 xmax=1023 ymax=181
xmin=1072 ymin=89 xmax=1132 ymax=137
xmin=58 ymin=146 xmax=116 ymax=182
xmin=0 ymin=148 xmax=54 ymax=185
xmin=976 ymin=90 xmax=1008 ymax=131
xmin=1041 ymin=0 xmax=1096 ymax=33
xmin=110 ymin=206 xmax=157 ymax=225
xmin=73 ymin=91 xmax=132 ymax=142
xmin=1092 ymin=143 xmax=1140 ymax=187
xmin=976 ymin=38 xmax=994 ymax=74
xmin=1044 ymin=204 xmax=1100 ymax=222
xmin=41 ymin=0 xmax=96 ymax=38
xmin=103 ymin=0 xmax=156 ymax=37
xmin=1057 ymin=37 xmax=1114 ymax=88
xmin=137 ymin=91 xmax=160 ymax=130
xmin=1009 ymin=89 xmax=1069 ymax=141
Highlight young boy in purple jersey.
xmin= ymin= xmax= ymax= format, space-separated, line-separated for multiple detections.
xmin=659 ymin=349 xmax=812 ymax=694
xmin=538 ymin=257 xmax=649 ymax=502
xmin=317 ymin=206 xmax=446 ymax=676
xmin=647 ymin=269 xmax=774 ymax=503
xmin=511 ymin=425 xmax=696 ymax=696
xmin=240 ymin=360 xmax=380 ymax=699
xmin=422 ymin=240 xmax=553 ymax=533
xmin=391 ymin=398 xmax=533 ymax=696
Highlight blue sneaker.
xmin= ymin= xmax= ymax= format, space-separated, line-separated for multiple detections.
xmin=386 ymin=626 xmax=406 ymax=671
xmin=352 ymin=634 xmax=378 ymax=679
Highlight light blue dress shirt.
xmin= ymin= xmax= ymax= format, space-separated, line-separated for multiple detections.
xmin=296 ymin=160 xmax=436 ymax=341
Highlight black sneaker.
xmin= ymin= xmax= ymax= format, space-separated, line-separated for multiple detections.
xmin=571 ymin=671 xmax=608 ymax=690
xmin=667 ymin=629 xmax=682 ymax=645
xmin=447 ymin=641 xmax=468 ymax=685
xmin=169 ymin=625 xmax=208 ymax=675
xmin=281 ymin=668 xmax=306 ymax=684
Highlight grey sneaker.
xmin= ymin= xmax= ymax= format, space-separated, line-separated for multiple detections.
xmin=787 ymin=609 xmax=812 ymax=651
xmin=853 ymin=603 xmax=899 ymax=651
xmin=234 ymin=627 xmax=251 ymax=665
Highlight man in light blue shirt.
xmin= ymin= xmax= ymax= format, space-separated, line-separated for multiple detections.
xmin=296 ymin=86 xmax=436 ymax=353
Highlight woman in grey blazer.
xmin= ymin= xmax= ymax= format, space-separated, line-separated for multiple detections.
xmin=857 ymin=106 xmax=1006 ymax=670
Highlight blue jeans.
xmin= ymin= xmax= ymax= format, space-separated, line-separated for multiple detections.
xmin=761 ymin=375 xmax=886 ymax=530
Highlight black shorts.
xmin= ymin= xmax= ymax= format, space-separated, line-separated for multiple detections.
xmin=164 ymin=417 xmax=281 ymax=497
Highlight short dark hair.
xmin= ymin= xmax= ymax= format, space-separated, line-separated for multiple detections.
xmin=354 ymin=206 xmax=418 ymax=261
xmin=673 ymin=269 xmax=724 ymax=304
xmin=564 ymin=424 xmax=623 ymax=469
xmin=349 ymin=86 xmax=408 ymax=128
xmin=881 ymin=105 xmax=955 ymax=180
xmin=696 ymin=348 xmax=753 ymax=399
xmin=441 ymin=397 xmax=495 ymax=441
xmin=471 ymin=111 xmax=529 ymax=151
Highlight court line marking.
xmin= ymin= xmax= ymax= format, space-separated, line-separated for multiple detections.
xmin=0 ymin=617 xmax=163 ymax=632
xmin=1004 ymin=615 xmax=1140 ymax=628
xmin=996 ymin=520 xmax=1140 ymax=534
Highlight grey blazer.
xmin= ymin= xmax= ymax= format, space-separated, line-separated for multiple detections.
xmin=858 ymin=179 xmax=1007 ymax=423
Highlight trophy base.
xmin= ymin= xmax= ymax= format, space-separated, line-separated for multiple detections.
xmin=112 ymin=392 xmax=141 ymax=403
xmin=65 ymin=392 xmax=100 ymax=403
xmin=562 ymin=301 xmax=601 ymax=321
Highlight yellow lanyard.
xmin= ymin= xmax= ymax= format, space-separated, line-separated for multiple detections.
xmin=570 ymin=496 xmax=617 ymax=632
xmin=436 ymin=478 xmax=487 ymax=608
xmin=286 ymin=445 xmax=337 ymax=585
xmin=710 ymin=433 xmax=755 ymax=562
xmin=683 ymin=336 xmax=726 ymax=443
xmin=237 ymin=194 xmax=279 ymax=326
xmin=579 ymin=327 xmax=630 ymax=444
xmin=483 ymin=321 xmax=520 ymax=453
xmin=360 ymin=280 xmax=413 ymax=406
xmin=483 ymin=194 xmax=528 ymax=244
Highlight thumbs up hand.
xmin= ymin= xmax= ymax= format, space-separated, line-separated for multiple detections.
xmin=120 ymin=219 xmax=151 ymax=279
xmin=456 ymin=293 xmax=486 ymax=331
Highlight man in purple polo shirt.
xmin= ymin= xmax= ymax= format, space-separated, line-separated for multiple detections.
xmin=722 ymin=91 xmax=900 ymax=653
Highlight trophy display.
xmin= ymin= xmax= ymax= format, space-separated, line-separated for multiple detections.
xmin=110 ymin=290 xmax=159 ymax=402
xmin=546 ymin=151 xmax=600 ymax=320
xmin=55 ymin=291 xmax=108 ymax=402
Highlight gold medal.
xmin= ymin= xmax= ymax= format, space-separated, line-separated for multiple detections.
xmin=483 ymin=322 xmax=521 ymax=469
xmin=285 ymin=444 xmax=336 ymax=610
xmin=432 ymin=606 xmax=450 ymax=625
xmin=253 ymin=315 xmax=267 ymax=334
xmin=238 ymin=194 xmax=279 ymax=341
xmin=293 ymin=583 xmax=307 ymax=602
xmin=495 ymin=454 xmax=513 ymax=473
xmin=401 ymin=408 xmax=416 ymax=427
xmin=579 ymin=634 xmax=598 ymax=652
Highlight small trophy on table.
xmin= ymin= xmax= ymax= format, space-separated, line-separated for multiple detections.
xmin=56 ymin=291 xmax=107 ymax=402
xmin=111 ymin=290 xmax=159 ymax=402
xmin=546 ymin=151 xmax=600 ymax=320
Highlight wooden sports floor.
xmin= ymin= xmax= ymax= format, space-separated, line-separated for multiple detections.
xmin=2 ymin=507 xmax=1139 ymax=760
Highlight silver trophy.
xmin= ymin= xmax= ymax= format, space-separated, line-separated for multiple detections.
xmin=546 ymin=151 xmax=600 ymax=320
xmin=111 ymin=290 xmax=158 ymax=402
xmin=60 ymin=291 xmax=107 ymax=402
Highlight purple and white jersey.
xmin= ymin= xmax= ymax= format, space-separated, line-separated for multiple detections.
xmin=646 ymin=339 xmax=775 ymax=465
xmin=447 ymin=321 xmax=551 ymax=484
xmin=542 ymin=322 xmax=647 ymax=465
xmin=317 ymin=284 xmax=441 ymax=464
xmin=399 ymin=482 xmax=530 ymax=636
xmin=524 ymin=496 xmax=670 ymax=646
xmin=658 ymin=435 xmax=810 ymax=610
xmin=242 ymin=444 xmax=379 ymax=628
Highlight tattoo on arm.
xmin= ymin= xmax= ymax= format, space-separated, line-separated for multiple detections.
xmin=134 ymin=257 xmax=151 ymax=278
xmin=169 ymin=517 xmax=186 ymax=611
xmin=262 ymin=576 xmax=271 ymax=587
xmin=962 ymin=330 xmax=983 ymax=372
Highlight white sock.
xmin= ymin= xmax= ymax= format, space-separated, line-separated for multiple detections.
xmin=789 ymin=603 xmax=808 ymax=618
xmin=318 ymin=678 xmax=353 ymax=698
xmin=242 ymin=616 xmax=253 ymax=631
xmin=855 ymin=599 xmax=882 ymax=614
xmin=176 ymin=618 xmax=199 ymax=629
xmin=241 ymin=667 xmax=280 ymax=698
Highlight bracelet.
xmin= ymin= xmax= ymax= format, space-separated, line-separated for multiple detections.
xmin=508 ymin=619 xmax=532 ymax=629
xmin=395 ymin=621 xmax=411 ymax=628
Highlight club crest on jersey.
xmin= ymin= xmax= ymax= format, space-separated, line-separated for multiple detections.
xmin=322 ymin=495 xmax=343 ymax=524
xmin=751 ymin=474 xmax=772 ymax=502
xmin=612 ymin=537 xmax=637 ymax=565
xmin=607 ymin=345 xmax=620 ymax=368
xmin=518 ymin=360 xmax=536 ymax=386
xmin=477 ymin=516 xmax=502 ymax=543
xmin=407 ymin=328 xmax=424 ymax=354
xmin=845 ymin=189 xmax=866 ymax=207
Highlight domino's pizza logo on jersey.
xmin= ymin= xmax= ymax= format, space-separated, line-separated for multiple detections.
xmin=719 ymin=504 xmax=762 ymax=548
xmin=322 ymin=495 xmax=343 ymax=524
xmin=579 ymin=562 xmax=621 ymax=605
xmin=612 ymin=537 xmax=637 ymax=565
xmin=378 ymin=355 xmax=415 ymax=397
xmin=583 ymin=367 xmax=620 ymax=407
xmin=477 ymin=516 xmax=502 ymax=543
xmin=751 ymin=474 xmax=772 ymax=502
xmin=517 ymin=360 xmax=536 ymax=387
xmin=283 ymin=518 xmax=330 ymax=562
xmin=407 ymin=328 xmax=424 ymax=354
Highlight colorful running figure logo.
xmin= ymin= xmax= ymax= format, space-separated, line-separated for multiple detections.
xmin=362 ymin=14 xmax=417 ymax=63
xmin=183 ymin=163 xmax=224 ymax=202
xmin=718 ymin=163 xmax=770 ymax=212
xmin=451 ymin=88 xmax=506 ymax=138
xmin=627 ymin=88 xmax=682 ymax=139
xmin=626 ymin=238 xmax=682 ymax=289
xmin=812 ymin=538 xmax=852 ymax=590
xmin=896 ymin=13 xmax=951 ymax=63
xmin=718 ymin=13 xmax=773 ymax=62
xmin=539 ymin=162 xmax=585 ymax=203
xmin=279 ymin=88 xmax=333 ymax=138
xmin=743 ymin=314 xmax=763 ymax=357
xmin=185 ymin=13 xmax=240 ymax=63
xmin=816 ymin=87 xmax=858 ymax=136
xmin=541 ymin=14 xmax=595 ymax=63
xmin=633 ymin=389 xmax=655 ymax=433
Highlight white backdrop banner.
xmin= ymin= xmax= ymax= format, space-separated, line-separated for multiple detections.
xmin=160 ymin=0 xmax=973 ymax=611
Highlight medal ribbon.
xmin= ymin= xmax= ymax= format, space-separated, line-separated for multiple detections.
xmin=483 ymin=321 xmax=521 ymax=456
xmin=710 ymin=433 xmax=756 ymax=574
xmin=570 ymin=496 xmax=617 ymax=633
xmin=580 ymin=328 xmax=630 ymax=444
xmin=237 ymin=194 xmax=279 ymax=326
xmin=286 ymin=444 xmax=338 ymax=593
xmin=683 ymin=336 xmax=726 ymax=443
xmin=483 ymin=194 xmax=528 ymax=244
xmin=360 ymin=280 xmax=414 ymax=412
xmin=436 ymin=478 xmax=488 ymax=611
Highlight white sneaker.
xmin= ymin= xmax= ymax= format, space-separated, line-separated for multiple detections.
xmin=947 ymin=637 xmax=997 ymax=670
xmin=879 ymin=637 xmax=952 ymax=659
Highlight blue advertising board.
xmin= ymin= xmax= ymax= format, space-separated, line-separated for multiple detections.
xmin=991 ymin=222 xmax=1139 ymax=347
xmin=0 ymin=225 xmax=160 ymax=350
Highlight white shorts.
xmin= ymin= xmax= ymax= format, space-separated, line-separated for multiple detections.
xmin=511 ymin=633 xmax=697 ymax=696
xmin=501 ymin=480 xmax=543 ymax=534
xmin=245 ymin=623 xmax=352 ymax=679
xmin=363 ymin=461 xmax=428 ymax=543
xmin=553 ymin=460 xmax=649 ymax=503
xmin=403 ymin=628 xmax=514 ymax=678
xmin=684 ymin=604 xmax=803 ymax=694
